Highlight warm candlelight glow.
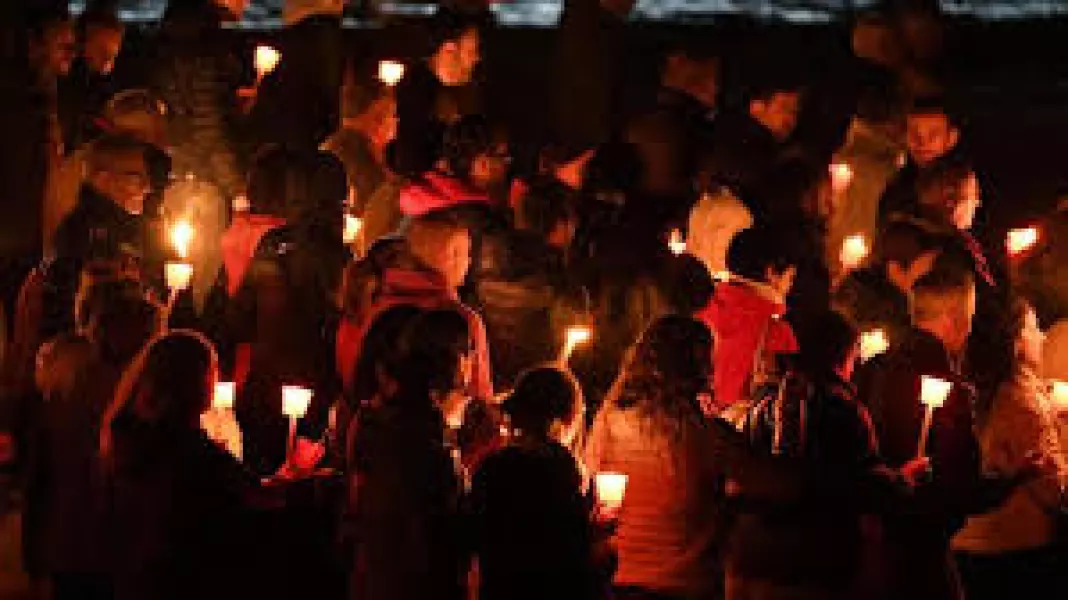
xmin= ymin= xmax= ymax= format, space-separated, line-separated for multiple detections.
xmin=859 ymin=329 xmax=889 ymax=362
xmin=1007 ymin=227 xmax=1040 ymax=257
xmin=255 ymin=45 xmax=281 ymax=79
xmin=840 ymin=234 xmax=870 ymax=271
xmin=920 ymin=375 xmax=952 ymax=409
xmin=1052 ymin=381 xmax=1068 ymax=411
xmin=713 ymin=271 xmax=731 ymax=283
xmin=170 ymin=219 xmax=195 ymax=259
xmin=164 ymin=261 xmax=193 ymax=291
xmin=378 ymin=60 xmax=405 ymax=87
xmin=594 ymin=472 xmax=628 ymax=513
xmin=282 ymin=385 xmax=313 ymax=419
xmin=213 ymin=382 xmax=235 ymax=410
xmin=829 ymin=162 xmax=854 ymax=195
xmin=561 ymin=326 xmax=592 ymax=362
xmin=343 ymin=214 xmax=363 ymax=245
xmin=668 ymin=229 xmax=686 ymax=256
xmin=232 ymin=194 xmax=250 ymax=213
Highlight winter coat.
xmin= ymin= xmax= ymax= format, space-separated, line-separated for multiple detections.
xmin=584 ymin=404 xmax=730 ymax=599
xmin=348 ymin=403 xmax=466 ymax=600
xmin=697 ymin=281 xmax=798 ymax=410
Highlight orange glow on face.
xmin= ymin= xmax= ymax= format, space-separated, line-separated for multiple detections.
xmin=1007 ymin=227 xmax=1040 ymax=258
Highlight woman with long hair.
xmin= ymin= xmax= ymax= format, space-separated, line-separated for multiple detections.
xmin=347 ymin=309 xmax=471 ymax=600
xmin=585 ymin=315 xmax=729 ymax=600
xmin=952 ymin=298 xmax=1068 ymax=600
xmin=101 ymin=331 xmax=264 ymax=600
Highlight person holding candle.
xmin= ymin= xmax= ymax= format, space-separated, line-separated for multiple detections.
xmin=347 ymin=310 xmax=472 ymax=600
xmin=953 ymin=299 xmax=1068 ymax=600
xmin=100 ymin=331 xmax=268 ymax=600
xmin=585 ymin=315 xmax=729 ymax=600
xmin=470 ymin=367 xmax=602 ymax=600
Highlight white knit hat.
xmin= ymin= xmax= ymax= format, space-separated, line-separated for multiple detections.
xmin=284 ymin=0 xmax=345 ymax=26
xmin=1043 ymin=320 xmax=1068 ymax=381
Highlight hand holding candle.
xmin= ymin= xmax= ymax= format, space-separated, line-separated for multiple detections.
xmin=917 ymin=375 xmax=952 ymax=458
xmin=668 ymin=228 xmax=687 ymax=256
xmin=560 ymin=325 xmax=592 ymax=363
xmin=594 ymin=472 xmax=628 ymax=521
xmin=859 ymin=329 xmax=889 ymax=362
xmin=343 ymin=214 xmax=363 ymax=245
xmin=213 ymin=382 xmax=236 ymax=410
xmin=1007 ymin=227 xmax=1040 ymax=258
xmin=840 ymin=234 xmax=870 ymax=272
xmin=378 ymin=60 xmax=405 ymax=87
xmin=254 ymin=45 xmax=281 ymax=81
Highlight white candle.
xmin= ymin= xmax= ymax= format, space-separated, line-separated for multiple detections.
xmin=254 ymin=45 xmax=281 ymax=80
xmin=343 ymin=214 xmax=363 ymax=245
xmin=1006 ymin=227 xmax=1040 ymax=258
xmin=667 ymin=229 xmax=687 ymax=256
xmin=829 ymin=162 xmax=854 ymax=196
xmin=713 ymin=271 xmax=731 ymax=283
xmin=213 ymin=382 xmax=236 ymax=410
xmin=164 ymin=261 xmax=193 ymax=291
xmin=917 ymin=375 xmax=952 ymax=458
xmin=282 ymin=385 xmax=313 ymax=419
xmin=594 ymin=472 xmax=628 ymax=514
xmin=378 ymin=60 xmax=405 ymax=87
xmin=560 ymin=326 xmax=592 ymax=363
xmin=840 ymin=234 xmax=870 ymax=272
xmin=859 ymin=329 xmax=889 ymax=362
xmin=169 ymin=219 xmax=195 ymax=259
xmin=1051 ymin=381 xmax=1068 ymax=412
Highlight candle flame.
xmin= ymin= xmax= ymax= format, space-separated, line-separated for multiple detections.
xmin=840 ymin=234 xmax=870 ymax=271
xmin=255 ymin=45 xmax=281 ymax=78
xmin=829 ymin=162 xmax=854 ymax=194
xmin=281 ymin=385 xmax=313 ymax=419
xmin=1051 ymin=380 xmax=1068 ymax=411
xmin=920 ymin=375 xmax=952 ymax=409
xmin=594 ymin=472 xmax=628 ymax=513
xmin=164 ymin=261 xmax=193 ymax=291
xmin=343 ymin=214 xmax=363 ymax=245
xmin=561 ymin=325 xmax=592 ymax=362
xmin=1007 ymin=227 xmax=1040 ymax=257
xmin=213 ymin=382 xmax=236 ymax=410
xmin=378 ymin=60 xmax=405 ymax=87
xmin=859 ymin=329 xmax=889 ymax=361
xmin=668 ymin=229 xmax=686 ymax=256
xmin=170 ymin=220 xmax=195 ymax=259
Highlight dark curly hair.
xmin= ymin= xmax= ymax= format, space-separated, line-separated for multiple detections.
xmin=604 ymin=315 xmax=712 ymax=443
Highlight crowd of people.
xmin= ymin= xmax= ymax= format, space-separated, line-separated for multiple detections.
xmin=1 ymin=0 xmax=1067 ymax=599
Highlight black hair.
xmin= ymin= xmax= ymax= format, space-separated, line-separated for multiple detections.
xmin=876 ymin=217 xmax=940 ymax=267
xmin=427 ymin=8 xmax=485 ymax=55
xmin=854 ymin=66 xmax=904 ymax=125
xmin=517 ymin=181 xmax=576 ymax=239
xmin=442 ymin=114 xmax=501 ymax=180
xmin=503 ymin=367 xmax=580 ymax=437
xmin=394 ymin=308 xmax=471 ymax=400
xmin=583 ymin=141 xmax=645 ymax=199
xmin=665 ymin=254 xmax=715 ymax=315
xmin=745 ymin=72 xmax=805 ymax=104
xmin=247 ymin=145 xmax=349 ymax=220
xmin=26 ymin=4 xmax=72 ymax=42
xmin=77 ymin=5 xmax=123 ymax=41
xmin=349 ymin=305 xmax=424 ymax=410
xmin=726 ymin=225 xmax=798 ymax=283
xmin=795 ymin=309 xmax=859 ymax=374
xmin=908 ymin=95 xmax=962 ymax=129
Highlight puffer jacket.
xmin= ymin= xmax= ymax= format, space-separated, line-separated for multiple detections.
xmin=697 ymin=280 xmax=798 ymax=410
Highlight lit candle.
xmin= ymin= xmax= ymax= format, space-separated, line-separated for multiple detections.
xmin=343 ymin=214 xmax=363 ymax=245
xmin=840 ymin=234 xmax=870 ymax=272
xmin=667 ymin=229 xmax=687 ymax=256
xmin=164 ymin=261 xmax=193 ymax=291
xmin=1051 ymin=381 xmax=1068 ymax=412
xmin=594 ymin=472 xmax=628 ymax=516
xmin=378 ymin=60 xmax=405 ymax=87
xmin=917 ymin=375 xmax=952 ymax=458
xmin=169 ymin=219 xmax=195 ymax=259
xmin=254 ymin=45 xmax=281 ymax=81
xmin=713 ymin=271 xmax=731 ymax=283
xmin=560 ymin=325 xmax=592 ymax=363
xmin=829 ymin=162 xmax=854 ymax=196
xmin=282 ymin=385 xmax=313 ymax=420
xmin=859 ymin=329 xmax=889 ymax=362
xmin=213 ymin=382 xmax=236 ymax=410
xmin=1006 ymin=227 xmax=1040 ymax=258
xmin=232 ymin=194 xmax=250 ymax=213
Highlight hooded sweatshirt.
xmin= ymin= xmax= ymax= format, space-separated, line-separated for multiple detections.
xmin=399 ymin=171 xmax=492 ymax=218
xmin=696 ymin=280 xmax=798 ymax=410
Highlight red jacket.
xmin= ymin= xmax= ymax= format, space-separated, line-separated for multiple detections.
xmin=696 ymin=281 xmax=798 ymax=410
xmin=336 ymin=266 xmax=494 ymax=401
xmin=220 ymin=214 xmax=285 ymax=296
xmin=399 ymin=171 xmax=492 ymax=217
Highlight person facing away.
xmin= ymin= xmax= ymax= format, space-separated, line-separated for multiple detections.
xmin=337 ymin=213 xmax=493 ymax=403
xmin=101 ymin=331 xmax=266 ymax=600
xmin=26 ymin=278 xmax=156 ymax=600
xmin=585 ymin=315 xmax=730 ymax=600
xmin=697 ymin=225 xmax=799 ymax=413
xmin=57 ymin=7 xmax=124 ymax=153
xmin=348 ymin=309 xmax=472 ymax=600
xmin=856 ymin=263 xmax=992 ymax=600
xmin=471 ymin=366 xmax=602 ymax=600
xmin=44 ymin=134 xmax=150 ymax=341
xmin=394 ymin=8 xmax=484 ymax=177
xmin=952 ymin=299 xmax=1068 ymax=600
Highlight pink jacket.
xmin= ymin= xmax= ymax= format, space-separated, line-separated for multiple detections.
xmin=399 ymin=171 xmax=492 ymax=217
